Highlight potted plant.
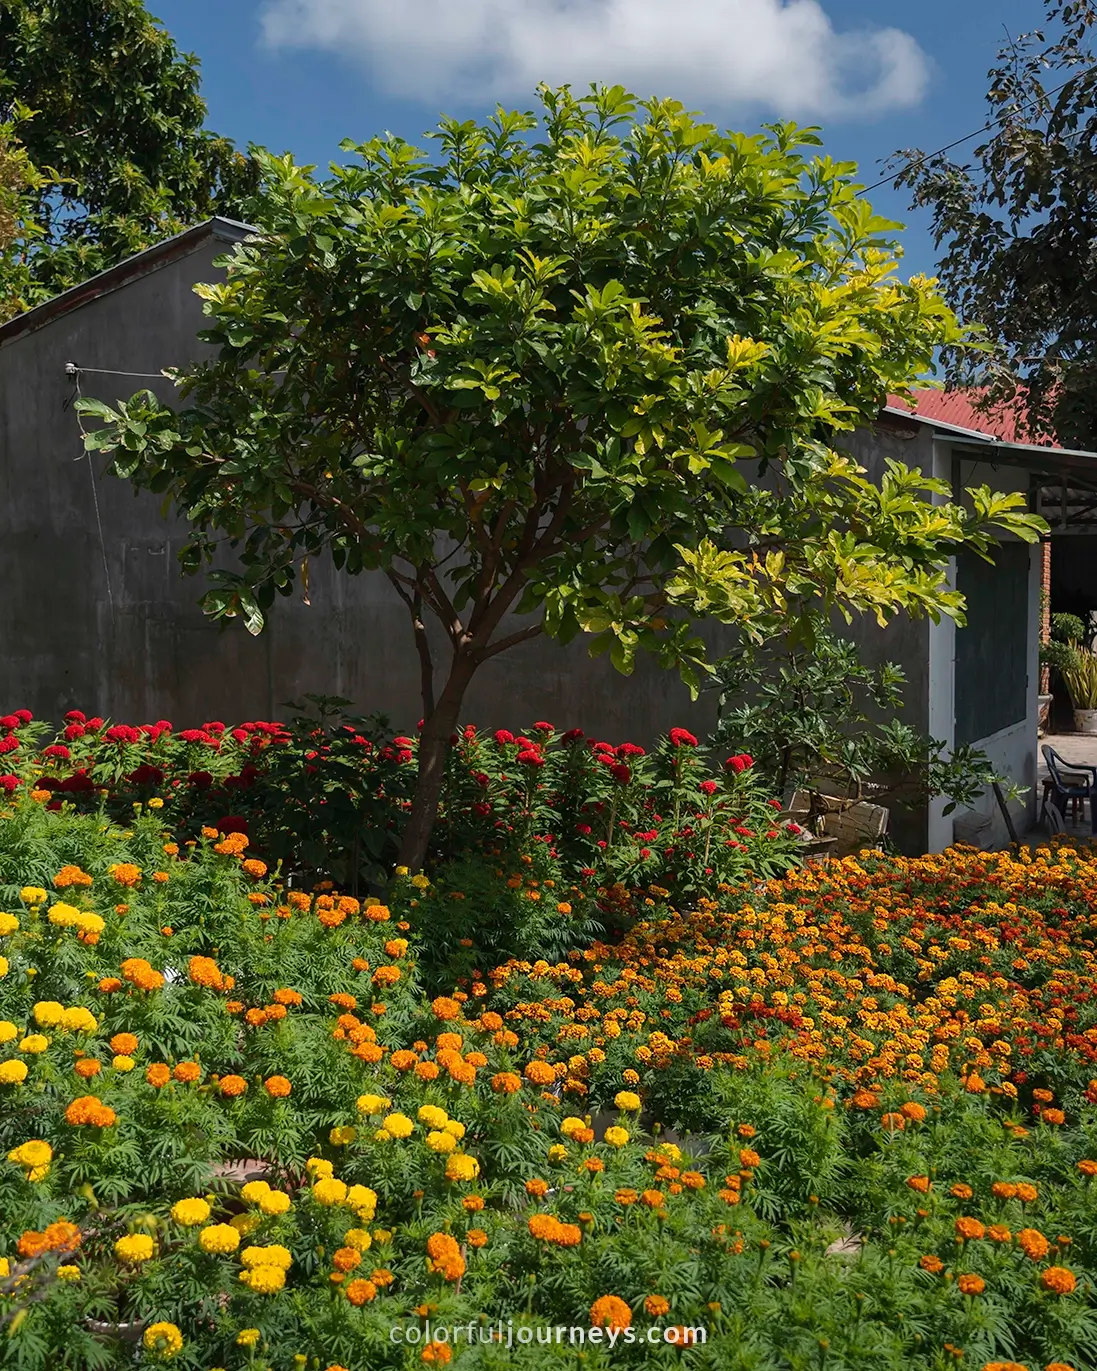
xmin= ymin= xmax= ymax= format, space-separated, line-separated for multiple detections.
xmin=1060 ymin=643 xmax=1097 ymax=733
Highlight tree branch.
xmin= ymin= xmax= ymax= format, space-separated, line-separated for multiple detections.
xmin=478 ymin=622 xmax=544 ymax=660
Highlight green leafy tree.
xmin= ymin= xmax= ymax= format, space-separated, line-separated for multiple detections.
xmin=79 ymin=86 xmax=1045 ymax=870
xmin=0 ymin=0 xmax=257 ymax=301
xmin=0 ymin=105 xmax=43 ymax=321
xmin=892 ymin=1 xmax=1097 ymax=447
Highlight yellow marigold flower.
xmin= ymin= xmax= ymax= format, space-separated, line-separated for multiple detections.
xmin=312 ymin=1178 xmax=348 ymax=1206
xmin=329 ymin=1125 xmax=357 ymax=1146
xmin=236 ymin=1330 xmax=261 ymax=1347
xmin=20 ymin=887 xmax=47 ymax=905
xmin=0 ymin=1021 xmax=16 ymax=1044
xmin=604 ymin=1126 xmax=630 ymax=1147
xmin=8 ymin=1139 xmax=51 ymax=1169
xmin=615 ymin=1091 xmax=641 ymax=1112
xmin=143 ymin=1322 xmax=183 ymax=1360
xmin=18 ymin=1035 xmax=48 ymax=1054
xmin=307 ymin=1156 xmax=334 ymax=1180
xmin=60 ymin=1006 xmax=97 ymax=1033
xmin=241 ymin=1244 xmax=292 ymax=1271
xmin=241 ymin=1264 xmax=285 ymax=1293
xmin=346 ymin=1185 xmax=377 ymax=1219
xmin=0 ymin=913 xmax=20 ymax=935
xmin=32 ymin=1001 xmax=64 ymax=1028
xmin=230 ymin=1212 xmax=262 ymax=1237
xmin=426 ymin=1130 xmax=457 ymax=1154
xmin=443 ymin=1120 xmax=466 ymax=1140
xmin=548 ymin=1144 xmax=569 ymax=1162
xmin=114 ymin=1233 xmax=156 ymax=1263
xmin=259 ymin=1191 xmax=291 ymax=1216
xmin=241 ymin=1180 xmax=272 ymax=1204
xmin=445 ymin=1153 xmax=480 ymax=1183
xmin=356 ymin=1093 xmax=391 ymax=1116
xmin=199 ymin=1224 xmax=241 ymax=1254
xmin=344 ymin=1228 xmax=372 ymax=1252
xmin=0 ymin=1060 xmax=29 ymax=1084
xmin=383 ymin=1112 xmax=414 ymax=1139
xmin=56 ymin=1264 xmax=80 ymax=1281
xmin=561 ymin=1117 xmax=587 ymax=1139
xmin=170 ymin=1198 xmax=210 ymax=1227
xmin=0 ymin=956 xmax=7 ymax=977
xmin=418 ymin=1104 xmax=449 ymax=1129
xmin=112 ymin=1055 xmax=135 ymax=1072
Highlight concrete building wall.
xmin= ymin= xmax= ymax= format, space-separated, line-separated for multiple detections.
xmin=0 ymin=235 xmax=709 ymax=743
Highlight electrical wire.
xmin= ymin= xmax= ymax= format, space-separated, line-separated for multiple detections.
xmin=862 ymin=73 xmax=1078 ymax=193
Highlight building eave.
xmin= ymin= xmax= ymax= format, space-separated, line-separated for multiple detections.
xmin=0 ymin=217 xmax=256 ymax=349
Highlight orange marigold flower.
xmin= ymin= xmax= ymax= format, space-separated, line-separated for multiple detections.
xmin=98 ymin=978 xmax=122 ymax=993
xmin=188 ymin=956 xmax=226 ymax=991
xmin=332 ymin=1246 xmax=361 ymax=1272
xmin=462 ymin=1196 xmax=484 ymax=1212
xmin=1015 ymin=1183 xmax=1038 ymax=1203
xmin=421 ymin=1343 xmax=452 ymax=1365
xmin=881 ymin=1112 xmax=906 ymax=1132
xmin=1017 ymin=1228 xmax=1050 ymax=1261
xmin=525 ymin=1178 xmax=549 ymax=1198
xmin=899 ymin=1101 xmax=927 ymax=1122
xmin=390 ymin=1050 xmax=418 ymax=1071
xmin=950 ymin=1184 xmax=973 ymax=1200
xmin=1076 ymin=1159 xmax=1097 ymax=1178
xmin=991 ymin=1182 xmax=1017 ymax=1200
xmin=54 ymin=865 xmax=92 ymax=888
xmin=121 ymin=958 xmax=164 ymax=992
xmin=242 ymin=859 xmax=267 ymax=879
xmin=467 ymin=1228 xmax=487 ymax=1248
xmin=524 ymin=1060 xmax=556 ymax=1086
xmin=645 ymin=1295 xmax=671 ymax=1317
xmin=920 ymin=1254 xmax=944 ymax=1274
xmin=1041 ymin=1266 xmax=1077 ymax=1295
xmin=590 ymin=1295 xmax=632 ymax=1332
xmin=264 ymin=1075 xmax=291 ymax=1098
xmin=274 ymin=988 xmax=303 ymax=1006
xmin=907 ymin=1176 xmax=932 ymax=1194
xmin=219 ymin=1075 xmax=248 ymax=1097
xmin=173 ymin=1062 xmax=200 ymax=1084
xmin=414 ymin=1061 xmax=439 ymax=1081
xmin=109 ymin=1033 xmax=138 ymax=1055
xmin=74 ymin=1058 xmax=101 ymax=1079
xmin=956 ymin=1217 xmax=985 ymax=1241
xmin=850 ymin=1089 xmax=880 ymax=1109
xmin=345 ymin=1278 xmax=377 ymax=1306
xmin=988 ymin=1225 xmax=1012 ymax=1244
xmin=64 ymin=1095 xmax=116 ymax=1127
xmin=958 ymin=1273 xmax=985 ymax=1296
xmin=146 ymin=1063 xmax=171 ymax=1088
xmin=431 ymin=996 xmax=460 ymax=1021
xmin=1041 ymin=1108 xmax=1066 ymax=1125
xmin=245 ymin=1009 xmax=268 ymax=1028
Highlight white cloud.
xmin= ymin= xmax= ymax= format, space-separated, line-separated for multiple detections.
xmin=259 ymin=0 xmax=928 ymax=119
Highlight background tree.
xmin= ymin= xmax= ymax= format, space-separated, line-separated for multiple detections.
xmin=0 ymin=105 xmax=43 ymax=321
xmin=893 ymin=1 xmax=1097 ymax=447
xmin=80 ymin=86 xmax=1044 ymax=870
xmin=0 ymin=0 xmax=257 ymax=302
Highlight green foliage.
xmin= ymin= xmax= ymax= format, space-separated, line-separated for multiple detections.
xmin=1053 ymin=613 xmax=1088 ymax=646
xmin=1061 ymin=646 xmax=1097 ymax=709
xmin=0 ymin=104 xmax=43 ymax=322
xmin=892 ymin=1 xmax=1097 ymax=446
xmin=0 ymin=0 xmax=257 ymax=304
xmin=77 ymin=83 xmax=1046 ymax=868
xmin=711 ymin=619 xmax=1006 ymax=815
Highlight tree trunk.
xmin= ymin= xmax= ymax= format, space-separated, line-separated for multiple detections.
xmin=395 ymin=653 xmax=476 ymax=872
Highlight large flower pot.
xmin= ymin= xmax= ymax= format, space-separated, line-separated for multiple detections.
xmin=1074 ymin=708 xmax=1097 ymax=734
xmin=1038 ymin=693 xmax=1053 ymax=736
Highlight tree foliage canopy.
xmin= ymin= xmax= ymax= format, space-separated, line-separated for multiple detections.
xmin=893 ymin=1 xmax=1097 ymax=447
xmin=80 ymin=85 xmax=1045 ymax=866
xmin=0 ymin=0 xmax=257 ymax=305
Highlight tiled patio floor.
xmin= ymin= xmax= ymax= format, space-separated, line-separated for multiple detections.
xmin=1031 ymin=733 xmax=1097 ymax=842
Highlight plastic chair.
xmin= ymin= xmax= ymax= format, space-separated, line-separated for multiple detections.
xmin=1041 ymin=745 xmax=1097 ymax=834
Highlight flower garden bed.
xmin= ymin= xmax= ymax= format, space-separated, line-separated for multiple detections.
xmin=1 ymin=788 xmax=1096 ymax=1367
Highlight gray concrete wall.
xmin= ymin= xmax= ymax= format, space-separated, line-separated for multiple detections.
xmin=0 ymin=239 xmax=711 ymax=742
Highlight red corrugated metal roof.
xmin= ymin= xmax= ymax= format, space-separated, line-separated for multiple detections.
xmin=886 ymin=388 xmax=1056 ymax=445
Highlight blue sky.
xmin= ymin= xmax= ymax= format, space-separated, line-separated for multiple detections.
xmin=155 ymin=0 xmax=1046 ymax=279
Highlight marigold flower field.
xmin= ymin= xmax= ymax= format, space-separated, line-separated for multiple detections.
xmin=1 ymin=761 xmax=1097 ymax=1367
